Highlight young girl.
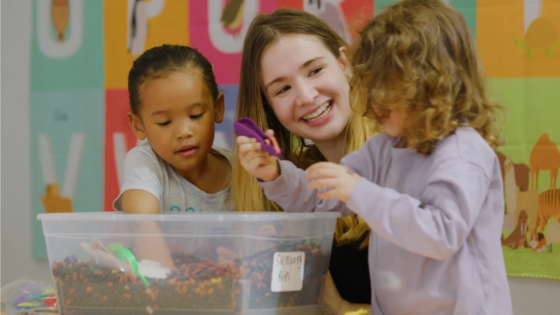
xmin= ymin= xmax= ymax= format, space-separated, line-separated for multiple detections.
xmin=232 ymin=9 xmax=374 ymax=313
xmin=113 ymin=45 xmax=233 ymax=268
xmin=114 ymin=44 xmax=232 ymax=215
xmin=238 ymin=1 xmax=513 ymax=314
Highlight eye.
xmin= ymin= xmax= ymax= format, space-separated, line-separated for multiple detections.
xmin=309 ymin=67 xmax=323 ymax=76
xmin=275 ymin=86 xmax=291 ymax=96
xmin=190 ymin=113 xmax=204 ymax=119
xmin=156 ymin=121 xmax=171 ymax=126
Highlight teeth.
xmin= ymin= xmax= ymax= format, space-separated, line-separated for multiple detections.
xmin=303 ymin=102 xmax=332 ymax=122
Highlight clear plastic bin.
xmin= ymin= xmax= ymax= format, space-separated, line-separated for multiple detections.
xmin=38 ymin=212 xmax=340 ymax=315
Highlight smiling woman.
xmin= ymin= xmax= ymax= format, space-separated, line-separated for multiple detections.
xmin=261 ymin=35 xmax=352 ymax=146
xmin=231 ymin=8 xmax=375 ymax=315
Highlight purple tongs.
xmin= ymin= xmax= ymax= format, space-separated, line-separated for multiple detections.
xmin=234 ymin=117 xmax=282 ymax=157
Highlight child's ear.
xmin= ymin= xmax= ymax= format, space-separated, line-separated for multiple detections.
xmin=128 ymin=112 xmax=147 ymax=140
xmin=338 ymin=47 xmax=352 ymax=80
xmin=214 ymin=92 xmax=225 ymax=123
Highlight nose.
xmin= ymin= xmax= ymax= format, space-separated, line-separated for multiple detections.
xmin=176 ymin=119 xmax=194 ymax=140
xmin=294 ymin=79 xmax=318 ymax=107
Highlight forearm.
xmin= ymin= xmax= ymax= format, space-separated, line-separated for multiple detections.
xmin=122 ymin=190 xmax=175 ymax=270
xmin=260 ymin=160 xmax=353 ymax=215
xmin=132 ymin=220 xmax=176 ymax=270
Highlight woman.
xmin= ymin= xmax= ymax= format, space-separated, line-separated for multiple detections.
xmin=231 ymin=8 xmax=374 ymax=314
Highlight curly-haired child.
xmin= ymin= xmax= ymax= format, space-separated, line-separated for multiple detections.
xmin=237 ymin=0 xmax=513 ymax=314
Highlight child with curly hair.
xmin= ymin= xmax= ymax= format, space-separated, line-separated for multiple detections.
xmin=237 ymin=0 xmax=513 ymax=313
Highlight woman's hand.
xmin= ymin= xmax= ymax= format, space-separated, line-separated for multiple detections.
xmin=306 ymin=162 xmax=361 ymax=203
xmin=237 ymin=130 xmax=279 ymax=182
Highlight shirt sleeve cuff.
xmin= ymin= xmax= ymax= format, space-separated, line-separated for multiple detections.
xmin=257 ymin=160 xmax=295 ymax=199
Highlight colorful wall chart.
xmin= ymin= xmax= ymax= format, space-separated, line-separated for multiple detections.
xmin=31 ymin=0 xmax=375 ymax=258
xmin=478 ymin=0 xmax=560 ymax=280
xmin=30 ymin=0 xmax=560 ymax=282
xmin=30 ymin=0 xmax=105 ymax=258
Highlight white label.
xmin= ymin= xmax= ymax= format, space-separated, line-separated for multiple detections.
xmin=271 ymin=251 xmax=305 ymax=292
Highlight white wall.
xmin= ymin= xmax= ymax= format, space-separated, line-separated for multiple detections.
xmin=1 ymin=1 xmax=559 ymax=314
xmin=1 ymin=0 xmax=51 ymax=285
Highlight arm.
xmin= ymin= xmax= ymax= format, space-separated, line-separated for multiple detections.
xmin=115 ymin=148 xmax=176 ymax=269
xmin=121 ymin=189 xmax=159 ymax=214
xmin=345 ymin=158 xmax=490 ymax=260
xmin=322 ymin=271 xmax=372 ymax=315
xmin=262 ymin=137 xmax=378 ymax=214
xmin=237 ymin=130 xmax=385 ymax=215
xmin=260 ymin=160 xmax=353 ymax=215
xmin=237 ymin=133 xmax=356 ymax=215
xmin=121 ymin=190 xmax=176 ymax=270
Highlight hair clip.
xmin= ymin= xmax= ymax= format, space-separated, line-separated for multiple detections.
xmin=234 ymin=118 xmax=282 ymax=157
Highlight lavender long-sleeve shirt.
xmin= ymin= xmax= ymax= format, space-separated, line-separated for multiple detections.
xmin=260 ymin=127 xmax=512 ymax=315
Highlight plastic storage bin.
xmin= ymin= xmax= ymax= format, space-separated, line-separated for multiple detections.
xmin=38 ymin=212 xmax=340 ymax=315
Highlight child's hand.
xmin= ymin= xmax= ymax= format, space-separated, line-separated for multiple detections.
xmin=237 ymin=130 xmax=279 ymax=182
xmin=306 ymin=162 xmax=361 ymax=203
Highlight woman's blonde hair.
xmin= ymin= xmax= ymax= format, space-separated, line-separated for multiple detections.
xmin=231 ymin=8 xmax=373 ymax=248
xmin=352 ymin=0 xmax=503 ymax=155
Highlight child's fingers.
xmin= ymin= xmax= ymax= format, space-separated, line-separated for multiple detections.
xmin=236 ymin=136 xmax=255 ymax=145
xmin=236 ymin=136 xmax=248 ymax=145
xmin=265 ymin=129 xmax=274 ymax=137
xmin=266 ymin=155 xmax=277 ymax=164
xmin=238 ymin=144 xmax=255 ymax=159
xmin=306 ymin=162 xmax=339 ymax=175
xmin=236 ymin=136 xmax=259 ymax=149
xmin=217 ymin=246 xmax=239 ymax=261
xmin=242 ymin=148 xmax=270 ymax=164
xmin=307 ymin=166 xmax=340 ymax=181
xmin=238 ymin=142 xmax=262 ymax=157
xmin=239 ymin=143 xmax=270 ymax=163
xmin=316 ymin=189 xmax=338 ymax=200
xmin=307 ymin=178 xmax=339 ymax=191
xmin=245 ymin=155 xmax=272 ymax=172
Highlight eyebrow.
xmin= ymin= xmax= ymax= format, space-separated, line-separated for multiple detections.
xmin=150 ymin=102 xmax=204 ymax=116
xmin=264 ymin=57 xmax=325 ymax=91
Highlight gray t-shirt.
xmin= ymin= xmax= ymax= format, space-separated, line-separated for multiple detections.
xmin=113 ymin=142 xmax=232 ymax=213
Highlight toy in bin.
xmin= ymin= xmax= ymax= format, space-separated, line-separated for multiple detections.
xmin=5 ymin=281 xmax=58 ymax=314
xmin=234 ymin=117 xmax=282 ymax=157
xmin=39 ymin=211 xmax=340 ymax=314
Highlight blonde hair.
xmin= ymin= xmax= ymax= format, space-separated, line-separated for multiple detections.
xmin=231 ymin=9 xmax=373 ymax=248
xmin=352 ymin=0 xmax=503 ymax=155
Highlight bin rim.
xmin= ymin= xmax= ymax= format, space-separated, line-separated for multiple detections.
xmin=37 ymin=211 xmax=340 ymax=222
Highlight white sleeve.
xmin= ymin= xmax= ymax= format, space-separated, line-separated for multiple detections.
xmin=113 ymin=148 xmax=163 ymax=211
